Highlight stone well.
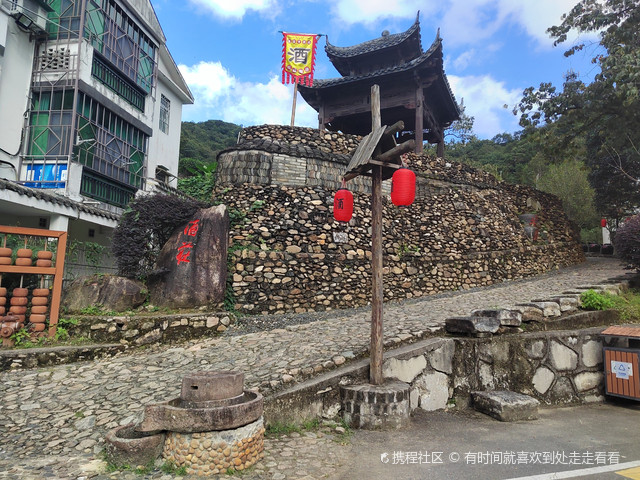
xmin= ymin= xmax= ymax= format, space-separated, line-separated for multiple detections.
xmin=105 ymin=371 xmax=264 ymax=476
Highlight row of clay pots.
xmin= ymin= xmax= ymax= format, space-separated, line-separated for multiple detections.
xmin=0 ymin=287 xmax=49 ymax=332
xmin=0 ymin=248 xmax=53 ymax=267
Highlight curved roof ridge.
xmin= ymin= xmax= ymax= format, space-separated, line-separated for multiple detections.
xmin=325 ymin=11 xmax=421 ymax=58
xmin=306 ymin=33 xmax=442 ymax=89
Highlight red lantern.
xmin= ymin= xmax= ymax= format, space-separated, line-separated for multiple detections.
xmin=601 ymin=218 xmax=607 ymax=228
xmin=391 ymin=168 xmax=416 ymax=206
xmin=333 ymin=188 xmax=353 ymax=222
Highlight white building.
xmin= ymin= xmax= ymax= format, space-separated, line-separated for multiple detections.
xmin=0 ymin=0 xmax=192 ymax=273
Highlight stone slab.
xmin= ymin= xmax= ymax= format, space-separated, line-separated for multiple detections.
xmin=471 ymin=390 xmax=539 ymax=422
xmin=471 ymin=309 xmax=522 ymax=326
xmin=445 ymin=317 xmax=500 ymax=334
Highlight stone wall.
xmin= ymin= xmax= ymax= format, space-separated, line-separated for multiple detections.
xmin=264 ymin=323 xmax=620 ymax=425
xmin=214 ymin=125 xmax=584 ymax=315
xmin=215 ymin=167 xmax=583 ymax=315
xmin=217 ymin=125 xmax=379 ymax=193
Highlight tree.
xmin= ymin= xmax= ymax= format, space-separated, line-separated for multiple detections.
xmin=514 ymin=0 xmax=640 ymax=215
xmin=536 ymin=159 xmax=599 ymax=230
xmin=444 ymin=101 xmax=475 ymax=145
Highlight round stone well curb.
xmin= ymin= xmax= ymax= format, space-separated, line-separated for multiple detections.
xmin=340 ymin=380 xmax=411 ymax=429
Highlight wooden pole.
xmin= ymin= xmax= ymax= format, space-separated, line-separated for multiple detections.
xmin=370 ymin=85 xmax=384 ymax=385
xmin=415 ymin=86 xmax=424 ymax=154
xmin=290 ymin=82 xmax=299 ymax=127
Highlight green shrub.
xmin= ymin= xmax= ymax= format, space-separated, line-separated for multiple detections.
xmin=580 ymin=289 xmax=615 ymax=310
xmin=614 ymin=214 xmax=640 ymax=269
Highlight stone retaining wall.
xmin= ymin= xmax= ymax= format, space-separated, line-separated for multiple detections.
xmin=68 ymin=312 xmax=234 ymax=345
xmin=216 ymin=178 xmax=583 ymax=315
xmin=265 ymin=321 xmax=624 ymax=426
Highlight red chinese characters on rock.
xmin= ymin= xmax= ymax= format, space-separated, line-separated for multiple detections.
xmin=184 ymin=219 xmax=200 ymax=237
xmin=176 ymin=219 xmax=200 ymax=265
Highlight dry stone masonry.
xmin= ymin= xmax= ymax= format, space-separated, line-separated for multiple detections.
xmin=215 ymin=125 xmax=584 ymax=315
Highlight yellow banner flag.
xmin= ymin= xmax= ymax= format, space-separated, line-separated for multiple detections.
xmin=282 ymin=32 xmax=319 ymax=86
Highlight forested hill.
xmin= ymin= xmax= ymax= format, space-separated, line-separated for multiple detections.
xmin=179 ymin=120 xmax=241 ymax=175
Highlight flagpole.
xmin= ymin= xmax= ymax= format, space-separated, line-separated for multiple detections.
xmin=290 ymin=82 xmax=298 ymax=127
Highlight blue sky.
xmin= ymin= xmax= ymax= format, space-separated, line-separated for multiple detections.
xmin=153 ymin=0 xmax=599 ymax=139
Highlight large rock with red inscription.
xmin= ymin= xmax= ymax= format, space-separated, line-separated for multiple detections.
xmin=148 ymin=205 xmax=229 ymax=308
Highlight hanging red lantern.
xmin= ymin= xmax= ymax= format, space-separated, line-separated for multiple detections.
xmin=333 ymin=187 xmax=353 ymax=222
xmin=601 ymin=218 xmax=607 ymax=228
xmin=391 ymin=167 xmax=416 ymax=206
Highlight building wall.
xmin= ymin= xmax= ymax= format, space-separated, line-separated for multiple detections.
xmin=147 ymin=60 xmax=185 ymax=189
xmin=0 ymin=10 xmax=34 ymax=180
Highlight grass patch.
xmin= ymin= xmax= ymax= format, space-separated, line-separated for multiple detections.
xmin=333 ymin=419 xmax=353 ymax=445
xmin=161 ymin=460 xmax=187 ymax=476
xmin=610 ymin=289 xmax=640 ymax=322
xmin=225 ymin=465 xmax=256 ymax=476
xmin=265 ymin=418 xmax=320 ymax=438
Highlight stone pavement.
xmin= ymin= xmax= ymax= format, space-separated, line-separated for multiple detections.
xmin=0 ymin=257 xmax=631 ymax=479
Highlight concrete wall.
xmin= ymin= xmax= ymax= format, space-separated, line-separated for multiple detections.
xmin=0 ymin=9 xmax=34 ymax=180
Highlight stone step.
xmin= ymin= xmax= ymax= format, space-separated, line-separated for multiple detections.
xmin=470 ymin=309 xmax=522 ymax=326
xmin=471 ymin=390 xmax=539 ymax=422
xmin=445 ymin=316 xmax=500 ymax=335
xmin=531 ymin=297 xmax=580 ymax=312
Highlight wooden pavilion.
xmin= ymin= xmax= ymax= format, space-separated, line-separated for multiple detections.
xmin=298 ymin=13 xmax=460 ymax=156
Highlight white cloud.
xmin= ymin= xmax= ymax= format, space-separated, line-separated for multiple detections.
xmin=188 ymin=0 xmax=277 ymax=20
xmin=448 ymin=74 xmax=522 ymax=138
xmin=329 ymin=0 xmax=436 ymax=26
xmin=328 ymin=0 xmax=587 ymax=49
xmin=495 ymin=0 xmax=585 ymax=48
xmin=179 ymin=61 xmax=318 ymax=127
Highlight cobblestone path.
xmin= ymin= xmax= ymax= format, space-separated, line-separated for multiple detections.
xmin=0 ymin=257 xmax=630 ymax=479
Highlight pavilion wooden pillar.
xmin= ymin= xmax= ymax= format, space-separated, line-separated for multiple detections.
xmin=415 ymin=87 xmax=424 ymax=154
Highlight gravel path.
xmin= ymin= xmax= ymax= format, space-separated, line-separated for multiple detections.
xmin=0 ymin=256 xmax=631 ymax=480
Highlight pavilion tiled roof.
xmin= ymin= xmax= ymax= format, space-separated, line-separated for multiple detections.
xmin=325 ymin=12 xmax=422 ymax=59
xmin=310 ymin=35 xmax=442 ymax=89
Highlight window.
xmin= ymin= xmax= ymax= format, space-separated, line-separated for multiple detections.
xmin=159 ymin=95 xmax=170 ymax=134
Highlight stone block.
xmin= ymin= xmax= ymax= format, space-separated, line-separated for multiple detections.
xmin=383 ymin=355 xmax=427 ymax=383
xmin=550 ymin=296 xmax=580 ymax=311
xmin=415 ymin=371 xmax=450 ymax=411
xmin=550 ymin=341 xmax=578 ymax=371
xmin=529 ymin=302 xmax=562 ymax=317
xmin=513 ymin=305 xmax=545 ymax=322
xmin=525 ymin=340 xmax=546 ymax=359
xmin=574 ymin=372 xmax=603 ymax=392
xmin=340 ymin=381 xmax=411 ymax=429
xmin=181 ymin=371 xmax=244 ymax=402
xmin=428 ymin=340 xmax=454 ymax=374
xmin=582 ymin=340 xmax=603 ymax=368
xmin=471 ymin=309 xmax=522 ymax=326
xmin=471 ymin=391 xmax=539 ymax=422
xmin=532 ymin=367 xmax=555 ymax=394
xmin=445 ymin=316 xmax=500 ymax=335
